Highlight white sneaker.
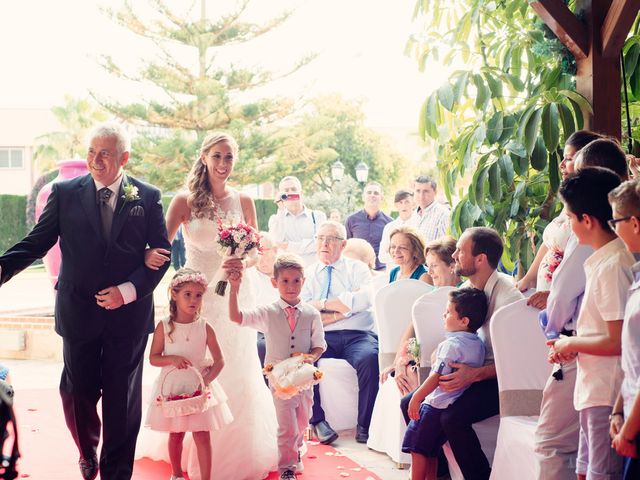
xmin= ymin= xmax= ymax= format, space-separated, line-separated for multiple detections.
xmin=170 ymin=476 xmax=186 ymax=480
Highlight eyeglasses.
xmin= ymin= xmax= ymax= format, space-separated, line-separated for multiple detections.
xmin=316 ymin=235 xmax=344 ymax=243
xmin=607 ymin=216 xmax=633 ymax=230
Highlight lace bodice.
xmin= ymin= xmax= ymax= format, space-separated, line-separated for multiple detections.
xmin=182 ymin=189 xmax=244 ymax=282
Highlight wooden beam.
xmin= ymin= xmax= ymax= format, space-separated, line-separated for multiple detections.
xmin=530 ymin=0 xmax=590 ymax=60
xmin=602 ymin=0 xmax=640 ymax=57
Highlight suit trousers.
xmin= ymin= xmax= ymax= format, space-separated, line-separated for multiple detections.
xmin=273 ymin=390 xmax=313 ymax=473
xmin=60 ymin=333 xmax=147 ymax=480
xmin=310 ymin=329 xmax=379 ymax=431
xmin=534 ymin=358 xmax=580 ymax=480
xmin=440 ymin=378 xmax=499 ymax=480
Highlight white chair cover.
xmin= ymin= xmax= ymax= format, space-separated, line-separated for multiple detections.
xmin=366 ymin=377 xmax=412 ymax=464
xmin=375 ymin=279 xmax=434 ymax=355
xmin=412 ymin=286 xmax=456 ymax=368
xmin=489 ymin=299 xmax=552 ymax=480
xmin=318 ymin=358 xmax=358 ymax=431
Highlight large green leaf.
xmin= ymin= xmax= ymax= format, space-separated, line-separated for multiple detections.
xmin=484 ymin=71 xmax=503 ymax=98
xmin=567 ymin=98 xmax=585 ymax=130
xmin=499 ymin=114 xmax=517 ymax=142
xmin=524 ymin=107 xmax=542 ymax=156
xmin=453 ymin=71 xmax=469 ymax=102
xmin=473 ymin=74 xmax=490 ymax=110
xmin=541 ymin=103 xmax=560 ymax=151
xmin=505 ymin=140 xmax=527 ymax=158
xmin=438 ymin=83 xmax=455 ymax=111
xmin=624 ymin=41 xmax=640 ymax=78
xmin=531 ymin=136 xmax=547 ymax=171
xmin=549 ymin=150 xmax=561 ymax=193
xmin=510 ymin=181 xmax=526 ymax=216
xmin=488 ymin=161 xmax=502 ymax=201
xmin=559 ymin=90 xmax=593 ymax=115
xmin=486 ymin=111 xmax=504 ymax=144
xmin=498 ymin=153 xmax=515 ymax=186
xmin=557 ymin=102 xmax=575 ymax=138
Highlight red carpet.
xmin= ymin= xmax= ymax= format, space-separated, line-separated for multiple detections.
xmin=14 ymin=388 xmax=381 ymax=480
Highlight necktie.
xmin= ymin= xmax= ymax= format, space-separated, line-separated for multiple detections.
xmin=321 ymin=265 xmax=333 ymax=300
xmin=97 ymin=187 xmax=114 ymax=240
xmin=285 ymin=306 xmax=297 ymax=332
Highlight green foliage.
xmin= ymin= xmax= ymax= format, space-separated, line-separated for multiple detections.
xmin=97 ymin=0 xmax=313 ymax=192
xmin=305 ymin=175 xmax=362 ymax=219
xmin=0 ymin=195 xmax=27 ymax=254
xmin=271 ymin=95 xmax=409 ymax=195
xmin=34 ymin=96 xmax=107 ymax=172
xmin=409 ymin=0 xmax=595 ymax=271
xmin=254 ymin=199 xmax=277 ymax=232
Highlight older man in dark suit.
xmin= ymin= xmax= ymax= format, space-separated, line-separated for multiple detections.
xmin=0 ymin=122 xmax=170 ymax=480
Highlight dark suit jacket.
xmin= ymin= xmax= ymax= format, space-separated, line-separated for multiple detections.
xmin=0 ymin=173 xmax=171 ymax=339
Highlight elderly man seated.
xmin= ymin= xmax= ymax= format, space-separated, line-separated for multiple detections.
xmin=302 ymin=220 xmax=379 ymax=445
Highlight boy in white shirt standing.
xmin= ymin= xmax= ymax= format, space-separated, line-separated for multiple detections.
xmin=228 ymin=253 xmax=326 ymax=480
xmin=550 ymin=167 xmax=635 ymax=480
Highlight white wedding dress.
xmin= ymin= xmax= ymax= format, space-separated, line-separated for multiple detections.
xmin=137 ymin=189 xmax=278 ymax=480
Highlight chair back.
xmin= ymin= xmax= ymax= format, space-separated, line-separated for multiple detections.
xmin=374 ymin=279 xmax=434 ymax=355
xmin=490 ymin=298 xmax=552 ymax=417
xmin=412 ymin=286 xmax=456 ymax=367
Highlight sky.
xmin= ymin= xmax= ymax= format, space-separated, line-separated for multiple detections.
xmin=0 ymin=0 xmax=450 ymax=129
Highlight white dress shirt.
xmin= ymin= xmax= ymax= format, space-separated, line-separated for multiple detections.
xmin=268 ymin=207 xmax=327 ymax=266
xmin=302 ymin=256 xmax=375 ymax=332
xmin=94 ymin=174 xmax=136 ymax=305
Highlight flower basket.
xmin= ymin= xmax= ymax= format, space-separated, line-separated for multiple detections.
xmin=158 ymin=366 xmax=210 ymax=418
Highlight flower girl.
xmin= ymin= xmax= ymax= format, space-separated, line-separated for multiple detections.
xmin=146 ymin=268 xmax=233 ymax=480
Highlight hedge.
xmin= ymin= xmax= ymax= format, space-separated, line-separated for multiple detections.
xmin=0 ymin=195 xmax=27 ymax=253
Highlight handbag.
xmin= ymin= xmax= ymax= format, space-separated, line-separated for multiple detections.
xmin=158 ymin=366 xmax=210 ymax=418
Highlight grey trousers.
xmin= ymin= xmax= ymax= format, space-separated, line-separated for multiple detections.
xmin=534 ymin=358 xmax=580 ymax=480
xmin=273 ymin=390 xmax=313 ymax=473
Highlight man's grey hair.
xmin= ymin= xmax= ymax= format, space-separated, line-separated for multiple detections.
xmin=88 ymin=122 xmax=131 ymax=155
xmin=415 ymin=175 xmax=437 ymax=190
xmin=279 ymin=175 xmax=302 ymax=192
xmin=318 ymin=220 xmax=347 ymax=240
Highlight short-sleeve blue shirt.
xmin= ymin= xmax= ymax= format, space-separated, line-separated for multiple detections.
xmin=425 ymin=331 xmax=486 ymax=409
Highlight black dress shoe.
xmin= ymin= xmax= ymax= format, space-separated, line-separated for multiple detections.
xmin=312 ymin=420 xmax=339 ymax=445
xmin=79 ymin=455 xmax=99 ymax=480
xmin=355 ymin=425 xmax=369 ymax=443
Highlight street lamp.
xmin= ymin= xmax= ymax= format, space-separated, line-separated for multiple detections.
xmin=331 ymin=160 xmax=345 ymax=181
xmin=355 ymin=161 xmax=369 ymax=183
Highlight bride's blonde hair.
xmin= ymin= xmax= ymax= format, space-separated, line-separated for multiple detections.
xmin=187 ymin=132 xmax=239 ymax=218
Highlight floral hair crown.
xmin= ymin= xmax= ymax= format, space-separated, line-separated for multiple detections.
xmin=169 ymin=272 xmax=209 ymax=290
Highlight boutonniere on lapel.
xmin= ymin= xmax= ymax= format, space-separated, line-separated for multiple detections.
xmin=119 ymin=182 xmax=144 ymax=216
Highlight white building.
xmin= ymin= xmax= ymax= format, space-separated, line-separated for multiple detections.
xmin=0 ymin=109 xmax=60 ymax=195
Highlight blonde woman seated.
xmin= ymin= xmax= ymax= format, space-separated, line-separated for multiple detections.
xmin=343 ymin=237 xmax=377 ymax=271
xmin=381 ymin=236 xmax=460 ymax=395
xmin=388 ymin=227 xmax=430 ymax=283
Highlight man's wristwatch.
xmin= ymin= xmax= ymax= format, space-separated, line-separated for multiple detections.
xmin=609 ymin=412 xmax=624 ymax=422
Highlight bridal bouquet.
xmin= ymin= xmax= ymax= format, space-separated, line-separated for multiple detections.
xmin=215 ymin=220 xmax=261 ymax=296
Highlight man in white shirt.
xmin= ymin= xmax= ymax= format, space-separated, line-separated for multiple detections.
xmin=268 ymin=176 xmax=327 ymax=266
xmin=378 ymin=190 xmax=418 ymax=267
xmin=414 ymin=175 xmax=450 ymax=242
xmin=302 ymin=220 xmax=378 ymax=446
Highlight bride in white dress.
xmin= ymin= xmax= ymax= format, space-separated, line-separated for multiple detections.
xmin=140 ymin=132 xmax=278 ymax=479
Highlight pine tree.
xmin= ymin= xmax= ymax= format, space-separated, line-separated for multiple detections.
xmin=95 ymin=0 xmax=313 ymax=191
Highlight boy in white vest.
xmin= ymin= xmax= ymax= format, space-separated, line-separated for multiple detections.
xmin=229 ymin=253 xmax=326 ymax=480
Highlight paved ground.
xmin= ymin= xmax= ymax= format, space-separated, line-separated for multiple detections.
xmin=0 ymin=267 xmax=409 ymax=480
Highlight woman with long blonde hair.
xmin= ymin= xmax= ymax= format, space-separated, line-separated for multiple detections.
xmin=141 ymin=133 xmax=278 ymax=479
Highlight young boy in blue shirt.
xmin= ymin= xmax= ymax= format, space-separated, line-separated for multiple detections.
xmin=402 ymin=287 xmax=488 ymax=480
